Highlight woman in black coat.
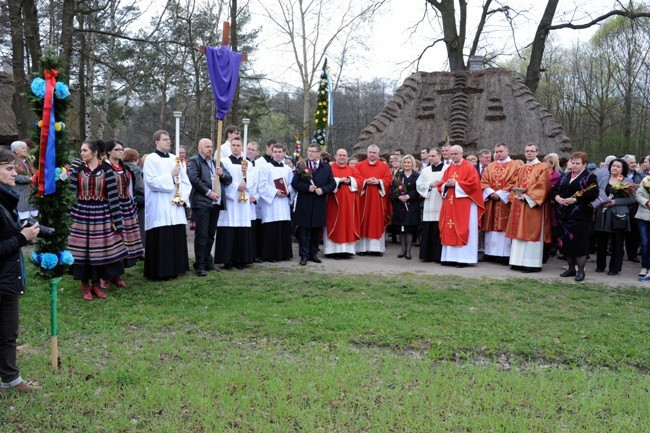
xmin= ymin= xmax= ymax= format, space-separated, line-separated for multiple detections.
xmin=551 ymin=152 xmax=599 ymax=282
xmin=593 ymin=158 xmax=636 ymax=275
xmin=0 ymin=148 xmax=40 ymax=394
xmin=391 ymin=154 xmax=421 ymax=260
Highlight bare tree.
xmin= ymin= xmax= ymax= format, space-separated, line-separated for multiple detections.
xmin=258 ymin=0 xmax=386 ymax=149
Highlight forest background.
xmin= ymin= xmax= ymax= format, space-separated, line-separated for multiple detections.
xmin=3 ymin=0 xmax=650 ymax=161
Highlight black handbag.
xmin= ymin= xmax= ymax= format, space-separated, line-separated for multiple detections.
xmin=611 ymin=211 xmax=629 ymax=231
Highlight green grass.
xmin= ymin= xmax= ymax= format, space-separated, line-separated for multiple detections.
xmin=2 ymin=263 xmax=650 ymax=432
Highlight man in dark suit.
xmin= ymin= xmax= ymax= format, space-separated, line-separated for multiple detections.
xmin=291 ymin=144 xmax=337 ymax=266
xmin=187 ymin=138 xmax=232 ymax=276
xmin=476 ymin=148 xmax=491 ymax=178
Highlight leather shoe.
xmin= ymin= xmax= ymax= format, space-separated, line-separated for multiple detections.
xmin=630 ymin=257 xmax=641 ymax=263
xmin=254 ymin=257 xmax=263 ymax=263
xmin=222 ymin=264 xmax=233 ymax=270
xmin=81 ymin=281 xmax=93 ymax=301
xmin=575 ymin=272 xmax=585 ymax=282
xmin=195 ymin=269 xmax=207 ymax=277
xmin=607 ymin=271 xmax=618 ymax=276
xmin=111 ymin=276 xmax=127 ymax=288
xmin=235 ymin=264 xmax=245 ymax=270
xmin=90 ymin=282 xmax=107 ymax=299
xmin=405 ymin=255 xmax=411 ymax=260
xmin=397 ymin=253 xmax=405 ymax=258
xmin=595 ymin=268 xmax=605 ymax=273
xmin=99 ymin=278 xmax=110 ymax=290
xmin=1 ymin=381 xmax=41 ymax=394
xmin=299 ymin=258 xmax=307 ymax=266
xmin=309 ymin=256 xmax=322 ymax=263
xmin=560 ymin=269 xmax=577 ymax=277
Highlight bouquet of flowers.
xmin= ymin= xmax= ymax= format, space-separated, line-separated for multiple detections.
xmin=611 ymin=174 xmax=638 ymax=197
xmin=298 ymin=160 xmax=315 ymax=185
xmin=395 ymin=176 xmax=409 ymax=211
xmin=572 ymin=183 xmax=597 ymax=198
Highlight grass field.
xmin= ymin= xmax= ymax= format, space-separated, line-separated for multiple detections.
xmin=2 ymin=263 xmax=650 ymax=432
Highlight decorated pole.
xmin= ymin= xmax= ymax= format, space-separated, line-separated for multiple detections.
xmin=242 ymin=118 xmax=250 ymax=147
xmin=312 ymin=59 xmax=334 ymax=153
xmin=25 ymin=51 xmax=75 ymax=368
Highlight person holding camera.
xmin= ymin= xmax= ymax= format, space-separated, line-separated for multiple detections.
xmin=68 ymin=140 xmax=127 ymax=300
xmin=0 ymin=148 xmax=41 ymax=394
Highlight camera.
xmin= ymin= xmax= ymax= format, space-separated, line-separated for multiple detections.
xmin=24 ymin=217 xmax=55 ymax=238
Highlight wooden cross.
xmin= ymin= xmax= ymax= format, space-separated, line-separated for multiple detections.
xmin=434 ymin=74 xmax=484 ymax=145
xmin=199 ymin=21 xmax=248 ymax=195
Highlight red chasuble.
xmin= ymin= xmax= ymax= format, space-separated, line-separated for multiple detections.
xmin=505 ymin=162 xmax=551 ymax=243
xmin=356 ymin=159 xmax=393 ymax=239
xmin=326 ymin=164 xmax=362 ymax=243
xmin=480 ymin=160 xmax=519 ymax=232
xmin=437 ymin=159 xmax=485 ymax=246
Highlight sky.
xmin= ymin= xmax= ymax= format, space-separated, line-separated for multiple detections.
xmin=246 ymin=0 xmax=625 ymax=91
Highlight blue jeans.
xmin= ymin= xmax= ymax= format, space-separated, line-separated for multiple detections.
xmin=637 ymin=219 xmax=650 ymax=268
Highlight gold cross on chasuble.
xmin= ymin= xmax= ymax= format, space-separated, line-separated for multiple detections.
xmin=447 ymin=219 xmax=455 ymax=229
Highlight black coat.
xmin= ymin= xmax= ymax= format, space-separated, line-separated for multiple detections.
xmin=187 ymin=155 xmax=232 ymax=210
xmin=390 ymin=171 xmax=421 ymax=226
xmin=0 ymin=185 xmax=27 ymax=295
xmin=291 ymin=160 xmax=336 ymax=227
xmin=551 ymin=170 xmax=598 ymax=221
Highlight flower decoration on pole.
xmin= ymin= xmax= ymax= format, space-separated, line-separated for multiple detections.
xmin=24 ymin=51 xmax=76 ymax=368
xmin=312 ymin=58 xmax=333 ymax=153
xmin=24 ymin=51 xmax=75 ymax=280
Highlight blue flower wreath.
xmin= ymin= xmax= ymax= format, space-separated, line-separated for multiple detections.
xmin=54 ymin=82 xmax=70 ymax=99
xmin=58 ymin=250 xmax=74 ymax=266
xmin=40 ymin=253 xmax=59 ymax=270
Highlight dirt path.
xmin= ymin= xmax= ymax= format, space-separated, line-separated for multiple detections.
xmin=186 ymin=231 xmax=648 ymax=288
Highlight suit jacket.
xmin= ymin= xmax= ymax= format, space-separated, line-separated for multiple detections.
xmin=551 ymin=169 xmax=598 ymax=221
xmin=187 ymin=155 xmax=232 ymax=210
xmin=291 ymin=159 xmax=336 ymax=227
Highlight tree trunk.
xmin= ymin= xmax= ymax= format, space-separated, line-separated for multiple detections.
xmin=7 ymin=0 xmax=30 ymax=138
xmin=23 ymin=0 xmax=42 ymax=74
xmin=427 ymin=0 xmax=466 ymax=71
xmin=78 ymin=13 xmax=87 ymax=140
xmin=60 ymin=0 xmax=76 ymax=81
xmin=525 ymin=0 xmax=559 ymax=94
xmin=97 ymin=0 xmax=117 ymax=140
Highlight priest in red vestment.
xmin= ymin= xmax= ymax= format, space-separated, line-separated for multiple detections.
xmin=438 ymin=145 xmax=485 ymax=267
xmin=480 ymin=143 xmax=519 ymax=264
xmin=505 ymin=144 xmax=551 ymax=272
xmin=355 ymin=144 xmax=392 ymax=255
xmin=324 ymin=149 xmax=362 ymax=258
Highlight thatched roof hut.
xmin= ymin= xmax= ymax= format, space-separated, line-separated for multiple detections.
xmin=0 ymin=71 xmax=19 ymax=148
xmin=353 ymin=68 xmax=572 ymax=160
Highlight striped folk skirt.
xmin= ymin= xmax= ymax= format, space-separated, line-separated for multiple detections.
xmin=119 ymin=197 xmax=144 ymax=263
xmin=69 ymin=199 xmax=127 ymax=267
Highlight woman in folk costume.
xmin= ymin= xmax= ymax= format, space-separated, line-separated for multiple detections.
xmin=68 ymin=140 xmax=127 ymax=300
xmin=99 ymin=139 xmax=144 ymax=289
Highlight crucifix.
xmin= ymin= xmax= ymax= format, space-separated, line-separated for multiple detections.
xmin=436 ymin=73 xmax=484 ymax=145
xmin=447 ymin=219 xmax=455 ymax=229
xmin=200 ymin=21 xmax=248 ymax=195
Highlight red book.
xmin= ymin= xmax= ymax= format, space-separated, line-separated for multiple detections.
xmin=274 ymin=177 xmax=289 ymax=195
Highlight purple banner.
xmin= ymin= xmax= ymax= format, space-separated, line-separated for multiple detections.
xmin=205 ymin=45 xmax=243 ymax=120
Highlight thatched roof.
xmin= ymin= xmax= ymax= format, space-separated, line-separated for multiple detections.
xmin=0 ymin=71 xmax=18 ymax=147
xmin=353 ymin=68 xmax=572 ymax=159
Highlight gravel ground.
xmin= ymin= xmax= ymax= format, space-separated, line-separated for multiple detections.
xmin=185 ymin=230 xmax=649 ymax=288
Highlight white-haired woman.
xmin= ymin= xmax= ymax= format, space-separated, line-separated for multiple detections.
xmin=10 ymin=141 xmax=37 ymax=222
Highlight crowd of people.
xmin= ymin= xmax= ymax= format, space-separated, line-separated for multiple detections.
xmin=4 ymin=130 xmax=650 ymax=394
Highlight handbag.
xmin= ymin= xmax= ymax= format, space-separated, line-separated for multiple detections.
xmin=590 ymin=189 xmax=611 ymax=209
xmin=611 ymin=210 xmax=629 ymax=231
